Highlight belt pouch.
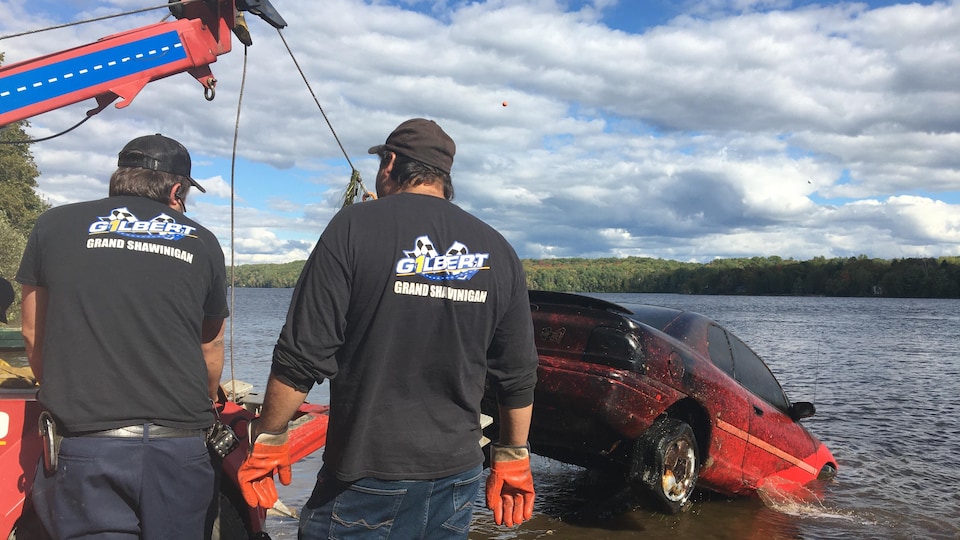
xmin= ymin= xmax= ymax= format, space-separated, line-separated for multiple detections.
xmin=38 ymin=411 xmax=62 ymax=474
xmin=206 ymin=420 xmax=239 ymax=459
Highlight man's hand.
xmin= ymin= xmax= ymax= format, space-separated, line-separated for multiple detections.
xmin=237 ymin=421 xmax=291 ymax=508
xmin=485 ymin=443 xmax=535 ymax=527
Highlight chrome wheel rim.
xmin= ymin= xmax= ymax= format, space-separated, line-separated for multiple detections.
xmin=661 ymin=438 xmax=697 ymax=502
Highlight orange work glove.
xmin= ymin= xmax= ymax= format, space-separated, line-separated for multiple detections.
xmin=485 ymin=443 xmax=535 ymax=527
xmin=237 ymin=422 xmax=291 ymax=509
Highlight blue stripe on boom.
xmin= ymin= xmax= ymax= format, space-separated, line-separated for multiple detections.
xmin=0 ymin=31 xmax=187 ymax=115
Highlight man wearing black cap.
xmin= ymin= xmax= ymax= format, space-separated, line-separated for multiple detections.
xmin=17 ymin=134 xmax=229 ymax=539
xmin=238 ymin=118 xmax=539 ymax=537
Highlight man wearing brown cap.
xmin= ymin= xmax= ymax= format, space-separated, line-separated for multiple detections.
xmin=17 ymin=134 xmax=229 ymax=539
xmin=238 ymin=118 xmax=539 ymax=537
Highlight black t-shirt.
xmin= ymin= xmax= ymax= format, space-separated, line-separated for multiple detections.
xmin=17 ymin=195 xmax=229 ymax=432
xmin=272 ymin=193 xmax=538 ymax=481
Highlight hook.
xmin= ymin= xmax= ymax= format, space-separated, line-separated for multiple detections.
xmin=204 ymin=77 xmax=217 ymax=101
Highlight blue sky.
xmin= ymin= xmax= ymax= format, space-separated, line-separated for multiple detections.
xmin=1 ymin=0 xmax=958 ymax=264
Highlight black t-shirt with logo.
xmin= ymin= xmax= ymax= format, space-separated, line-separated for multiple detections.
xmin=272 ymin=192 xmax=538 ymax=482
xmin=17 ymin=195 xmax=229 ymax=432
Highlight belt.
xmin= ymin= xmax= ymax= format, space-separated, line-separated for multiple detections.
xmin=73 ymin=423 xmax=205 ymax=439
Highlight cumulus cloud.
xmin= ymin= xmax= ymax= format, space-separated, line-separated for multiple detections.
xmin=2 ymin=0 xmax=958 ymax=264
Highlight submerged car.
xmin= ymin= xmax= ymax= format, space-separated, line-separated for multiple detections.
xmin=483 ymin=291 xmax=837 ymax=514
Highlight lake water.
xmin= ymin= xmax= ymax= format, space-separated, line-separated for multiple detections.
xmin=226 ymin=289 xmax=960 ymax=540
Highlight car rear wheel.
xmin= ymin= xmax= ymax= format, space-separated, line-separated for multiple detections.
xmin=633 ymin=417 xmax=699 ymax=514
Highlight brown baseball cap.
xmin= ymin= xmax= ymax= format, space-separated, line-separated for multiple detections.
xmin=368 ymin=118 xmax=455 ymax=174
xmin=117 ymin=134 xmax=206 ymax=193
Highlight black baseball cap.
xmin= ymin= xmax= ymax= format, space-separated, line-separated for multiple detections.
xmin=368 ymin=118 xmax=455 ymax=174
xmin=117 ymin=134 xmax=206 ymax=193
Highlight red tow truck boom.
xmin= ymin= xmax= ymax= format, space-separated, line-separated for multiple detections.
xmin=0 ymin=0 xmax=286 ymax=127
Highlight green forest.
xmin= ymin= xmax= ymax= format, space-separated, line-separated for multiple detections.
xmin=229 ymin=255 xmax=960 ymax=298
xmin=0 ymin=117 xmax=47 ymax=298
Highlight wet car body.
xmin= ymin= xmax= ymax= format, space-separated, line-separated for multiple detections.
xmin=484 ymin=291 xmax=837 ymax=513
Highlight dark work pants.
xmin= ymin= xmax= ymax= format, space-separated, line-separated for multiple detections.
xmin=31 ymin=433 xmax=216 ymax=540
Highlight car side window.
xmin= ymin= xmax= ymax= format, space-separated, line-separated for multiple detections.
xmin=727 ymin=333 xmax=790 ymax=411
xmin=707 ymin=324 xmax=735 ymax=378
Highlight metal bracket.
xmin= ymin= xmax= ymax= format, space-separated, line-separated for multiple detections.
xmin=235 ymin=0 xmax=288 ymax=29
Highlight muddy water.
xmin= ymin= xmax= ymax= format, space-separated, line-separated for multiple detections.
xmin=223 ymin=290 xmax=958 ymax=539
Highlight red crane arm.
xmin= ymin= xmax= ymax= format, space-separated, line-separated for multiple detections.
xmin=0 ymin=0 xmax=238 ymax=127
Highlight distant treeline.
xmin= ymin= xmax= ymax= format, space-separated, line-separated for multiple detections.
xmin=229 ymin=255 xmax=960 ymax=298
xmin=228 ymin=260 xmax=306 ymax=288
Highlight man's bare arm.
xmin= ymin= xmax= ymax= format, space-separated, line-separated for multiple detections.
xmin=497 ymin=403 xmax=533 ymax=446
xmin=254 ymin=373 xmax=309 ymax=435
xmin=201 ymin=316 xmax=226 ymax=401
xmin=21 ymin=284 xmax=47 ymax=382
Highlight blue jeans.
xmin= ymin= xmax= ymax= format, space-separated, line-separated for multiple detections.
xmin=298 ymin=465 xmax=483 ymax=540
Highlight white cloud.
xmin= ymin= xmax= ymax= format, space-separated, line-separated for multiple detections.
xmin=2 ymin=0 xmax=958 ymax=265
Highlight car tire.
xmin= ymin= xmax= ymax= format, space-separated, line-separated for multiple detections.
xmin=634 ymin=417 xmax=699 ymax=514
xmin=211 ymin=491 xmax=249 ymax=540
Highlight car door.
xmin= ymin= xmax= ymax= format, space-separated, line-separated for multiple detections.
xmin=701 ymin=324 xmax=752 ymax=493
xmin=727 ymin=332 xmax=819 ymax=490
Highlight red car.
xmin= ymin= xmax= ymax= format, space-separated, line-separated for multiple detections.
xmin=484 ymin=291 xmax=837 ymax=514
